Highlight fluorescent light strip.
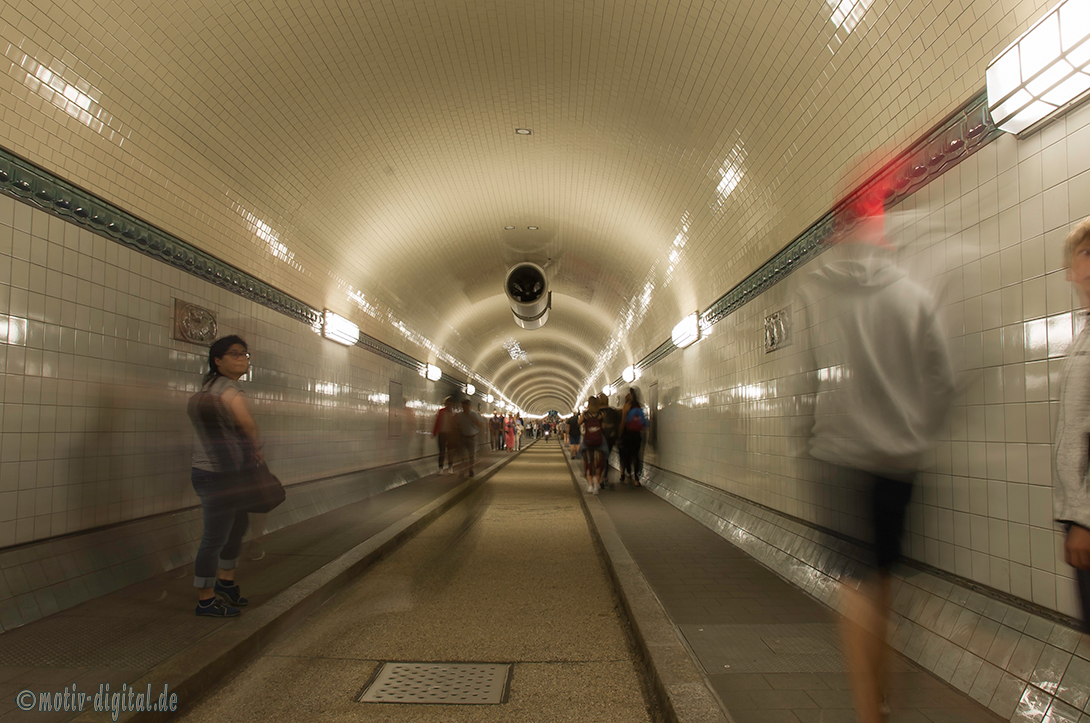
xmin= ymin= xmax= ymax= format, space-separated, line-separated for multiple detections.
xmin=322 ymin=310 xmax=360 ymax=346
xmin=672 ymin=313 xmax=700 ymax=348
xmin=986 ymin=0 xmax=1090 ymax=134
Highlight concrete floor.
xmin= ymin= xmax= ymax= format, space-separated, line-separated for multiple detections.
xmin=176 ymin=445 xmax=658 ymax=722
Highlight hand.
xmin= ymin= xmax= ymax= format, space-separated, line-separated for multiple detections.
xmin=1065 ymin=525 xmax=1090 ymax=571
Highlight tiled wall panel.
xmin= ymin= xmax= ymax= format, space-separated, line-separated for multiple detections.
xmin=641 ymin=100 xmax=1090 ymax=621
xmin=0 ymin=195 xmax=451 ymax=550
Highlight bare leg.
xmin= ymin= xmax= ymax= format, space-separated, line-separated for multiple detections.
xmin=840 ymin=575 xmax=891 ymax=723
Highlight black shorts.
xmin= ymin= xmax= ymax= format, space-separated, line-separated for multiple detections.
xmin=1065 ymin=525 xmax=1090 ymax=632
xmin=870 ymin=473 xmax=914 ymax=572
xmin=1077 ymin=567 xmax=1090 ymax=633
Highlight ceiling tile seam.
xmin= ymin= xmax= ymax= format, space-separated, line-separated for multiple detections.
xmin=609 ymin=88 xmax=1000 ymax=391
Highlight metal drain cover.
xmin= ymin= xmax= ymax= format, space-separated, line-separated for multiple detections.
xmin=358 ymin=662 xmax=512 ymax=705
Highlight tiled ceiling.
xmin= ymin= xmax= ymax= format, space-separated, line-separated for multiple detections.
xmin=0 ymin=0 xmax=1056 ymax=412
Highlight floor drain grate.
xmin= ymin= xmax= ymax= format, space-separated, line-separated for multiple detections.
xmin=357 ymin=662 xmax=512 ymax=705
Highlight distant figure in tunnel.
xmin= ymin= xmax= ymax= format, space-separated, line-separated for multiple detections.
xmin=597 ymin=392 xmax=620 ymax=487
xmin=619 ymin=388 xmax=646 ymax=485
xmin=456 ymin=399 xmax=485 ymax=478
xmin=1054 ymin=217 xmax=1090 ymax=631
xmin=580 ymin=398 xmax=609 ymax=494
xmin=505 ymin=413 xmax=517 ymax=452
xmin=188 ymin=335 xmax=263 ymax=618
xmin=800 ymin=187 xmax=955 ymax=723
xmin=433 ymin=397 xmax=456 ymax=475
xmin=567 ymin=410 xmax=581 ymax=459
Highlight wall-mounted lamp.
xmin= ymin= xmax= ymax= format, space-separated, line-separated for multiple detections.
xmin=602 ymin=385 xmax=613 ymax=396
xmin=621 ymin=366 xmax=638 ymax=383
xmin=466 ymin=383 xmax=476 ymax=396
xmin=425 ymin=364 xmax=442 ymax=381
xmin=486 ymin=393 xmax=495 ymax=403
xmin=672 ymin=312 xmax=700 ymax=348
xmin=322 ymin=310 xmax=360 ymax=346
xmin=986 ymin=0 xmax=1090 ymax=135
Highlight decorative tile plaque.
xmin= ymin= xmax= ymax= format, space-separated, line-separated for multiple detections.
xmin=764 ymin=308 xmax=791 ymax=353
xmin=173 ymin=299 xmax=218 ymax=346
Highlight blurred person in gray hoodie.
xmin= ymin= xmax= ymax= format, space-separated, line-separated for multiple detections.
xmin=800 ymin=186 xmax=955 ymax=723
xmin=1054 ymin=218 xmax=1090 ymax=631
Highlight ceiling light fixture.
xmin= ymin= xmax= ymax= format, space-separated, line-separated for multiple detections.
xmin=527 ymin=226 xmax=539 ymax=230
xmin=515 ymin=129 xmax=532 ymax=135
xmin=322 ymin=310 xmax=360 ymax=346
xmin=504 ymin=226 xmax=515 ymax=230
xmin=622 ymin=366 xmax=638 ymax=383
xmin=986 ymin=0 xmax=1090 ymax=135
xmin=466 ymin=383 xmax=476 ymax=396
xmin=602 ymin=385 xmax=613 ymax=396
xmin=426 ymin=364 xmax=442 ymax=382
xmin=672 ymin=313 xmax=701 ymax=349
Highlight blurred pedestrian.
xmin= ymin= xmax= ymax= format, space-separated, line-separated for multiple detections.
xmin=597 ymin=392 xmax=620 ymax=487
xmin=801 ymin=190 xmax=955 ymax=723
xmin=489 ymin=411 xmax=501 ymax=451
xmin=1055 ymin=218 xmax=1090 ymax=631
xmin=187 ymin=335 xmax=261 ymax=618
xmin=433 ymin=396 xmax=456 ymax=475
xmin=567 ymin=410 xmax=581 ymax=459
xmin=580 ymin=398 xmax=609 ymax=494
xmin=505 ymin=414 xmax=516 ymax=452
xmin=456 ymin=399 xmax=485 ymax=478
xmin=619 ymin=388 xmax=646 ymax=485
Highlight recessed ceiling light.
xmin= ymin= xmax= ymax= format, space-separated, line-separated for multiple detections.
xmin=515 ymin=128 xmax=532 ymax=135
xmin=527 ymin=226 xmax=539 ymax=230
xmin=504 ymin=226 xmax=515 ymax=230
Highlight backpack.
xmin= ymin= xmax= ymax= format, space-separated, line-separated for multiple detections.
xmin=583 ymin=413 xmax=604 ymax=446
xmin=625 ymin=407 xmax=647 ymax=432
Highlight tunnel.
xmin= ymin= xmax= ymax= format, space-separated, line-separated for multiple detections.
xmin=0 ymin=0 xmax=1087 ymax=721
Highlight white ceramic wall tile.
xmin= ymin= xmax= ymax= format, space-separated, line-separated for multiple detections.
xmin=0 ymin=201 xmax=453 ymax=549
xmin=640 ymin=110 xmax=1090 ymax=624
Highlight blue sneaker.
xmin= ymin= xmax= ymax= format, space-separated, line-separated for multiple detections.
xmin=214 ymin=581 xmax=249 ymax=607
xmin=196 ymin=598 xmax=240 ymax=617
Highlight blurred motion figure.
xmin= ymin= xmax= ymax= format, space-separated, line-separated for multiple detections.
xmin=1054 ymin=218 xmax=1090 ymax=631
xmin=800 ymin=188 xmax=955 ymax=723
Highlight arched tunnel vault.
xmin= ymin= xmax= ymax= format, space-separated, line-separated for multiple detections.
xmin=506 ymin=376 xmax=581 ymax=409
xmin=485 ymin=352 xmax=597 ymax=396
xmin=1 ymin=0 xmax=1028 ymax=414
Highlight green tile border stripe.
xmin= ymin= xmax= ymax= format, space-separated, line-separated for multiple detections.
xmin=0 ymin=146 xmax=436 ymax=376
xmin=618 ymin=89 xmax=1000 ymax=386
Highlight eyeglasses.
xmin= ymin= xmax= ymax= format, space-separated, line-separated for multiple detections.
xmin=222 ymin=351 xmax=250 ymax=359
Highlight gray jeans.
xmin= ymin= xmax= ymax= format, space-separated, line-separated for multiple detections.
xmin=191 ymin=468 xmax=249 ymax=588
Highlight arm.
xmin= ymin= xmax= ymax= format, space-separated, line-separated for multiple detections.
xmin=1066 ymin=525 xmax=1090 ymax=571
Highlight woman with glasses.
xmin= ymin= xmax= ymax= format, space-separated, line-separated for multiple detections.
xmin=187 ymin=335 xmax=264 ymax=617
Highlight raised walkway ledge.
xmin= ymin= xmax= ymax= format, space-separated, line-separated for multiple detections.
xmin=0 ymin=443 xmax=531 ymax=723
xmin=561 ymin=442 xmax=1090 ymax=723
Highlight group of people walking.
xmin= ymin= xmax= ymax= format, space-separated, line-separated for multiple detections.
xmin=488 ymin=412 xmax=524 ymax=452
xmin=432 ymin=397 xmax=488 ymax=477
xmin=564 ymin=388 xmax=647 ymax=495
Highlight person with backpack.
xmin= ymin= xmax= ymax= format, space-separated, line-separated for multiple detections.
xmin=619 ymin=388 xmax=647 ymax=485
xmin=597 ymin=392 xmax=620 ymax=489
xmin=188 ymin=335 xmax=262 ymax=618
xmin=580 ymin=398 xmax=609 ymax=494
